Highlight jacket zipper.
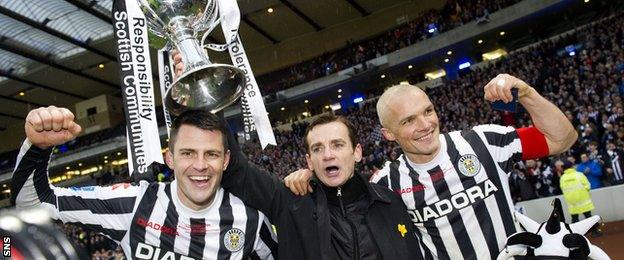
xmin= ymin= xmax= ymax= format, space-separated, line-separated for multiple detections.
xmin=337 ymin=187 xmax=360 ymax=260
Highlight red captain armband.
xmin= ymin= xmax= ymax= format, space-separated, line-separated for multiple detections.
xmin=517 ymin=127 xmax=549 ymax=160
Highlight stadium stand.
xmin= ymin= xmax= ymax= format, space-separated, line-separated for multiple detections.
xmin=255 ymin=0 xmax=523 ymax=94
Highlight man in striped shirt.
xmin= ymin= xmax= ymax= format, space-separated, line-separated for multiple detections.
xmin=604 ymin=141 xmax=624 ymax=185
xmin=11 ymin=107 xmax=277 ymax=260
xmin=370 ymin=74 xmax=577 ymax=259
xmin=286 ymin=74 xmax=577 ymax=259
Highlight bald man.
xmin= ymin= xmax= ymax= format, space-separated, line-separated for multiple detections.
xmin=369 ymin=74 xmax=576 ymax=259
xmin=286 ymin=74 xmax=577 ymax=259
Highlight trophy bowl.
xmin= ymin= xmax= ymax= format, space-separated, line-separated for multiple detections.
xmin=137 ymin=0 xmax=245 ymax=116
xmin=164 ymin=64 xmax=245 ymax=116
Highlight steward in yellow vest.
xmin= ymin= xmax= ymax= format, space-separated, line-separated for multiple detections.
xmin=560 ymin=164 xmax=594 ymax=216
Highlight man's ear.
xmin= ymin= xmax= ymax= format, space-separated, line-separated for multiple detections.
xmin=223 ymin=149 xmax=231 ymax=170
xmin=381 ymin=127 xmax=396 ymax=141
xmin=165 ymin=150 xmax=174 ymax=169
xmin=354 ymin=143 xmax=363 ymax=163
xmin=305 ymin=153 xmax=313 ymax=170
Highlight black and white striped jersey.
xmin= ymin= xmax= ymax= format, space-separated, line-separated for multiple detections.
xmin=371 ymin=124 xmax=549 ymax=260
xmin=11 ymin=140 xmax=278 ymax=260
xmin=606 ymin=149 xmax=623 ymax=183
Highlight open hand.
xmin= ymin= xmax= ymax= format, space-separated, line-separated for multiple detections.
xmin=284 ymin=168 xmax=314 ymax=196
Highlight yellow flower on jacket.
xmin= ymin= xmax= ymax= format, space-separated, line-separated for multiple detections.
xmin=397 ymin=224 xmax=407 ymax=237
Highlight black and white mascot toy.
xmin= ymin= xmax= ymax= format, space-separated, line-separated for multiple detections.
xmin=497 ymin=198 xmax=610 ymax=259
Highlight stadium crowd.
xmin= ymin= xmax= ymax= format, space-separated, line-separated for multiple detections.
xmin=256 ymin=0 xmax=522 ymax=93
xmin=3 ymin=2 xmax=622 ymax=259
xmin=58 ymin=223 xmax=124 ymax=260
xmin=243 ymin=11 xmax=624 ymax=201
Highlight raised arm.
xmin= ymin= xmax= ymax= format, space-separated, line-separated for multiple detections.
xmin=11 ymin=106 xmax=140 ymax=242
xmin=484 ymin=74 xmax=578 ymax=155
xmin=219 ymin=116 xmax=289 ymax=220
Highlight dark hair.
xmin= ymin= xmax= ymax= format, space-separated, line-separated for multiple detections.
xmin=303 ymin=114 xmax=357 ymax=153
xmin=168 ymin=109 xmax=228 ymax=151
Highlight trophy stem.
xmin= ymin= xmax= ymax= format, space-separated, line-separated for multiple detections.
xmin=170 ymin=17 xmax=211 ymax=72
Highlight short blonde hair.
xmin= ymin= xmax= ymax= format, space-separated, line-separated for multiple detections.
xmin=376 ymin=84 xmax=424 ymax=127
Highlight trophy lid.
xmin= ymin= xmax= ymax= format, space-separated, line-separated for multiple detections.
xmin=137 ymin=0 xmax=217 ymax=38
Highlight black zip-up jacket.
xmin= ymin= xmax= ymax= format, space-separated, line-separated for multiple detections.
xmin=222 ymin=132 xmax=425 ymax=259
xmin=321 ymin=173 xmax=381 ymax=259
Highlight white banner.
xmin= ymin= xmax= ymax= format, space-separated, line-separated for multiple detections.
xmin=209 ymin=0 xmax=276 ymax=149
xmin=113 ymin=0 xmax=163 ymax=177
xmin=157 ymin=48 xmax=173 ymax=137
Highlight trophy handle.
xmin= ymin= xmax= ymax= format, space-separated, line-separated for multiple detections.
xmin=135 ymin=0 xmax=167 ymax=38
xmin=192 ymin=0 xmax=219 ymax=33
xmin=200 ymin=16 xmax=224 ymax=50
xmin=197 ymin=1 xmax=237 ymax=53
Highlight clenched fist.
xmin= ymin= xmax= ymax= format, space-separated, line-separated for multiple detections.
xmin=483 ymin=74 xmax=533 ymax=103
xmin=25 ymin=106 xmax=82 ymax=149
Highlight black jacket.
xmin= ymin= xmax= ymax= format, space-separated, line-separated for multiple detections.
xmin=222 ymin=136 xmax=424 ymax=259
xmin=321 ymin=174 xmax=382 ymax=259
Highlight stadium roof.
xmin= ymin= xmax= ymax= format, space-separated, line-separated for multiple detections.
xmin=0 ymin=0 xmax=440 ymax=129
xmin=0 ymin=0 xmax=616 ymax=144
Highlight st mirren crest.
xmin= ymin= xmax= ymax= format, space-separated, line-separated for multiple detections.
xmin=458 ymin=154 xmax=481 ymax=177
xmin=224 ymin=228 xmax=245 ymax=252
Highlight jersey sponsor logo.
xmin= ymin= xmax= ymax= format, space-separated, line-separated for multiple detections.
xmin=136 ymin=217 xmax=179 ymax=236
xmin=395 ymin=184 xmax=425 ymax=195
xmin=189 ymin=223 xmax=221 ymax=234
xmin=458 ymin=154 xmax=481 ymax=177
xmin=407 ymin=179 xmax=498 ymax=223
xmin=135 ymin=242 xmax=193 ymax=260
xmin=176 ymin=223 xmax=220 ymax=234
xmin=224 ymin=228 xmax=245 ymax=252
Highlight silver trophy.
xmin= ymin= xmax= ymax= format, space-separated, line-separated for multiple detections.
xmin=137 ymin=0 xmax=245 ymax=116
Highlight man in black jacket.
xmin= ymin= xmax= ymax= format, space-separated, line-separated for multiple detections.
xmin=603 ymin=141 xmax=624 ymax=185
xmin=222 ymin=114 xmax=426 ymax=259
